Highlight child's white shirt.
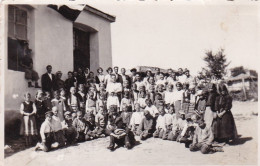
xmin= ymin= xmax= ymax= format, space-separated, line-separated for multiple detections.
xmin=164 ymin=91 xmax=175 ymax=105
xmin=156 ymin=114 xmax=166 ymax=130
xmin=107 ymin=96 xmax=120 ymax=109
xmin=145 ymin=105 xmax=159 ymax=117
xmin=130 ymin=111 xmax=144 ymax=126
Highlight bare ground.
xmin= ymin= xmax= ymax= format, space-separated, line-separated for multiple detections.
xmin=4 ymin=101 xmax=258 ymax=166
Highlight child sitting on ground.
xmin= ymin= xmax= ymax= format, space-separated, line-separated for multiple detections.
xmin=153 ymin=106 xmax=167 ymax=139
xmin=129 ymin=103 xmax=144 ymax=135
xmin=72 ymin=111 xmax=86 ymax=142
xmin=63 ymin=111 xmax=77 ymax=145
xmin=94 ymin=106 xmax=107 ymax=138
xmin=107 ymin=92 xmax=120 ymax=113
xmin=84 ymin=113 xmax=97 ymax=141
xmin=51 ymin=106 xmax=66 ymax=147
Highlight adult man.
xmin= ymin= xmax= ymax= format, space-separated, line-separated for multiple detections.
xmin=119 ymin=68 xmax=131 ymax=86
xmin=106 ymin=74 xmax=123 ymax=100
xmin=154 ymin=68 xmax=161 ymax=82
xmin=177 ymin=68 xmax=186 ymax=84
xmin=143 ymin=69 xmax=153 ymax=85
xmin=113 ymin=66 xmax=121 ymax=83
xmin=184 ymin=69 xmax=194 ymax=86
xmin=41 ymin=65 xmax=55 ymax=93
xmin=130 ymin=68 xmax=137 ymax=84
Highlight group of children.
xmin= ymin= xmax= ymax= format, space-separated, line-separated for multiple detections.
xmin=19 ymin=66 xmax=237 ymax=154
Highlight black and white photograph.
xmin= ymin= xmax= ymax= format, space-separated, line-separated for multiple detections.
xmin=1 ymin=0 xmax=259 ymax=165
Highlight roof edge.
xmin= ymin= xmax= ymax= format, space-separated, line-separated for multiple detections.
xmin=84 ymin=5 xmax=116 ymax=22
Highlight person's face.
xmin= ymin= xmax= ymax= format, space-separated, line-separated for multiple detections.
xmin=171 ymin=72 xmax=176 ymax=77
xmin=45 ymin=92 xmax=50 ymax=99
xmin=111 ymin=76 xmax=116 ymax=83
xmin=158 ymin=85 xmax=163 ymax=92
xmin=157 ymin=95 xmax=162 ymax=100
xmin=122 ymin=106 xmax=127 ymax=112
xmin=73 ymin=72 xmax=77 ymax=77
xmin=168 ymin=70 xmax=173 ymax=76
xmin=159 ymin=74 xmax=164 ymax=80
xmin=121 ymin=68 xmax=126 ymax=74
xmin=146 ymin=100 xmax=152 ymax=107
xmin=77 ymin=114 xmax=82 ymax=120
xmin=169 ymin=107 xmax=174 ymax=114
xmin=168 ymin=85 xmax=173 ymax=92
xmin=78 ymin=68 xmax=82 ymax=73
xmin=132 ymin=84 xmax=137 ymax=91
xmin=108 ymin=69 xmax=112 ymax=74
xmin=89 ymin=93 xmax=94 ymax=99
xmin=144 ymin=113 xmax=150 ymax=119
xmin=100 ymin=84 xmax=105 ymax=90
xmin=140 ymin=92 xmax=145 ymax=98
xmin=159 ymin=108 xmax=165 ymax=116
xmin=71 ymin=88 xmax=76 ymax=94
xmin=47 ymin=66 xmax=52 ymax=73
xmin=114 ymin=68 xmax=118 ymax=73
xmin=147 ymin=71 xmax=152 ymax=77
xmin=199 ymin=122 xmax=206 ymax=129
xmin=155 ymin=69 xmax=160 ymax=74
xmin=100 ymin=95 xmax=104 ymax=100
xmin=111 ymin=92 xmax=115 ymax=97
xmin=136 ymin=74 xmax=140 ymax=81
xmin=54 ymin=93 xmax=59 ymax=99
xmin=178 ymin=69 xmax=183 ymax=75
xmin=124 ymin=93 xmax=129 ymax=99
xmin=65 ymin=114 xmax=70 ymax=120
xmin=221 ymin=90 xmax=226 ymax=96
xmin=176 ymin=85 xmax=182 ymax=91
xmin=185 ymin=71 xmax=190 ymax=76
xmin=135 ymin=104 xmax=140 ymax=111
xmin=37 ymin=93 xmax=43 ymax=100
xmin=25 ymin=94 xmax=31 ymax=102
xmin=123 ymin=81 xmax=129 ymax=88
xmin=46 ymin=116 xmax=52 ymax=122
xmin=181 ymin=114 xmax=185 ymax=120
xmin=68 ymin=73 xmax=72 ymax=78
xmin=89 ymin=72 xmax=94 ymax=78
xmin=131 ymin=71 xmax=136 ymax=76
xmin=190 ymin=88 xmax=195 ymax=94
xmin=149 ymin=78 xmax=155 ymax=84
xmin=98 ymin=69 xmax=103 ymax=74
xmin=53 ymin=109 xmax=58 ymax=116
xmin=79 ymin=86 xmax=84 ymax=92
xmin=57 ymin=73 xmax=62 ymax=79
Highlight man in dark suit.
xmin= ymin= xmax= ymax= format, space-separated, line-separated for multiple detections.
xmin=41 ymin=65 xmax=55 ymax=93
xmin=118 ymin=68 xmax=131 ymax=86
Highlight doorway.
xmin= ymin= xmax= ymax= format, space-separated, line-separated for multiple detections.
xmin=73 ymin=27 xmax=90 ymax=71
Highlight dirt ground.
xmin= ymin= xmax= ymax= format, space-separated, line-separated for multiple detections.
xmin=4 ymin=101 xmax=258 ymax=166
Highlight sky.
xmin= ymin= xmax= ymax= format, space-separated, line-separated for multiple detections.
xmin=87 ymin=1 xmax=259 ymax=75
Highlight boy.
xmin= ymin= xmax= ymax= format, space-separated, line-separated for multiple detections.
xmin=84 ymin=113 xmax=97 ymax=141
xmin=145 ymin=99 xmax=159 ymax=118
xmin=72 ymin=111 xmax=86 ymax=142
xmin=164 ymin=105 xmax=177 ymax=140
xmin=95 ymin=106 xmax=107 ymax=137
xmin=137 ymin=110 xmax=154 ymax=140
xmin=173 ymin=82 xmax=184 ymax=119
xmin=168 ymin=110 xmax=186 ymax=141
xmin=68 ymin=87 xmax=80 ymax=112
xmin=51 ymin=106 xmax=66 ymax=147
xmin=63 ymin=111 xmax=77 ymax=145
xmin=153 ymin=107 xmax=166 ymax=139
xmin=107 ymin=92 xmax=120 ymax=113
xmin=105 ymin=106 xmax=119 ymax=135
xmin=129 ymin=103 xmax=144 ymax=134
xmin=120 ymin=104 xmax=132 ymax=127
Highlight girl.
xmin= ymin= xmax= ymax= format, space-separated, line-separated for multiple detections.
xmin=67 ymin=87 xmax=80 ymax=112
xmin=164 ymin=84 xmax=175 ymax=107
xmin=95 ymin=67 xmax=105 ymax=84
xmin=85 ymin=91 xmax=97 ymax=115
xmin=96 ymin=94 xmax=107 ymax=113
xmin=35 ymin=90 xmax=47 ymax=138
xmin=215 ymin=84 xmax=237 ymax=143
xmin=51 ymin=91 xmax=65 ymax=122
xmin=157 ymin=84 xmax=165 ymax=98
xmin=105 ymin=67 xmax=113 ymax=86
xmin=20 ymin=92 xmax=38 ymax=146
xmin=120 ymin=91 xmax=134 ymax=112
xmin=129 ymin=103 xmax=144 ymax=134
xmin=173 ymin=82 xmax=184 ymax=119
xmin=77 ymin=84 xmax=87 ymax=113
xmin=136 ymin=90 xmax=147 ymax=111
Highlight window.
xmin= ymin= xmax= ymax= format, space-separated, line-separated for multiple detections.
xmin=8 ymin=5 xmax=28 ymax=71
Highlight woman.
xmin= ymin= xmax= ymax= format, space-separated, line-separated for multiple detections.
xmin=105 ymin=67 xmax=113 ymax=86
xmin=215 ymin=84 xmax=237 ymax=143
xmin=95 ymin=67 xmax=105 ymax=84
xmin=203 ymin=83 xmax=218 ymax=131
xmin=53 ymin=71 xmax=65 ymax=91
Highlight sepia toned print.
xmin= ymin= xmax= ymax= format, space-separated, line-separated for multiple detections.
xmin=2 ymin=1 xmax=258 ymax=166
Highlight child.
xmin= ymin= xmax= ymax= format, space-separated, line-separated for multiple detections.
xmin=97 ymin=83 xmax=107 ymax=100
xmin=96 ymin=93 xmax=107 ymax=113
xmin=129 ymin=83 xmax=139 ymax=103
xmin=43 ymin=91 xmax=52 ymax=112
xmin=188 ymin=86 xmax=197 ymax=114
xmin=164 ymin=105 xmax=177 ymax=140
xmin=107 ymin=92 xmax=120 ymax=112
xmin=182 ymin=83 xmax=190 ymax=115
xmin=136 ymin=110 xmax=154 ymax=140
xmin=77 ymin=84 xmax=86 ymax=113
xmin=164 ymin=84 xmax=175 ymax=107
xmin=120 ymin=91 xmax=134 ymax=112
xmin=106 ymin=106 xmax=119 ymax=135
xmin=136 ymin=90 xmax=147 ymax=111
xmin=95 ymin=106 xmax=107 ymax=137
xmin=122 ymin=80 xmax=131 ymax=96
xmin=146 ymin=77 xmax=156 ymax=104
xmin=173 ymin=82 xmax=184 ymax=119
xmin=154 ymin=93 xmax=163 ymax=109
xmin=153 ymin=107 xmax=166 ymax=139
xmin=155 ymin=72 xmax=166 ymax=88
xmin=51 ymin=91 xmax=65 ymax=122
xmin=120 ymin=104 xmax=132 ymax=127
xmin=35 ymin=90 xmax=47 ymax=138
xmin=168 ymin=110 xmax=186 ymax=141
xmin=51 ymin=106 xmax=66 ymax=147
xmin=84 ymin=113 xmax=97 ymax=141
xmin=145 ymin=99 xmax=159 ymax=118
xmin=20 ymin=92 xmax=38 ymax=146
xmin=68 ymin=87 xmax=80 ymax=112
xmin=63 ymin=111 xmax=77 ymax=145
xmin=85 ymin=91 xmax=97 ymax=115
xmin=72 ymin=111 xmax=86 ymax=142
xmin=129 ymin=103 xmax=144 ymax=134
xmin=35 ymin=111 xmax=56 ymax=152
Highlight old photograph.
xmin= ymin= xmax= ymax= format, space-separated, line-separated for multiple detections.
xmin=1 ymin=0 xmax=258 ymax=165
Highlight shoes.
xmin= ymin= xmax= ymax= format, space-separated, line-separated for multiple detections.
xmin=107 ymin=146 xmax=114 ymax=151
xmin=125 ymin=143 xmax=131 ymax=149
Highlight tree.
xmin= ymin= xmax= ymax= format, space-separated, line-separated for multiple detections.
xmin=202 ymin=49 xmax=230 ymax=79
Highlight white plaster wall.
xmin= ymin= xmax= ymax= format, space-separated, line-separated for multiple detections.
xmin=75 ymin=10 xmax=113 ymax=75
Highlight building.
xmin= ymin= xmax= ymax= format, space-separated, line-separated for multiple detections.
xmin=4 ymin=4 xmax=115 ymax=137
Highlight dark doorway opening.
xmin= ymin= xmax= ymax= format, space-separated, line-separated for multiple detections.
xmin=73 ymin=28 xmax=90 ymax=71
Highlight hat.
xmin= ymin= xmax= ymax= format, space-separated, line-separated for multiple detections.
xmin=146 ymin=69 xmax=152 ymax=72
xmin=45 ymin=111 xmax=53 ymax=117
xmin=56 ymin=71 xmax=62 ymax=75
xmin=130 ymin=68 xmax=137 ymax=72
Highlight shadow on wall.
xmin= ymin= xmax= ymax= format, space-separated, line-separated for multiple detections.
xmin=5 ymin=110 xmax=23 ymax=142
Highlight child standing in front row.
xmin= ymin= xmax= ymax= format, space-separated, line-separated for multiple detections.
xmin=72 ymin=111 xmax=86 ymax=142
xmin=85 ymin=91 xmax=97 ymax=115
xmin=20 ymin=92 xmax=38 ymax=147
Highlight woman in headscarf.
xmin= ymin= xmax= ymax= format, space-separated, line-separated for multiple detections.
xmin=203 ymin=83 xmax=218 ymax=130
xmin=215 ymin=83 xmax=237 ymax=143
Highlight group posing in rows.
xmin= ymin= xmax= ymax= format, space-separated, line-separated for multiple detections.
xmin=20 ymin=65 xmax=237 ymax=154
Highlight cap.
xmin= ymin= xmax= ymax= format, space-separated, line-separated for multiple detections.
xmin=64 ymin=111 xmax=71 ymax=116
xmin=130 ymin=68 xmax=137 ymax=72
xmin=45 ymin=111 xmax=53 ymax=117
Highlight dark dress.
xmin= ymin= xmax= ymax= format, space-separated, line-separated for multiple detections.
xmin=215 ymin=94 xmax=237 ymax=141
